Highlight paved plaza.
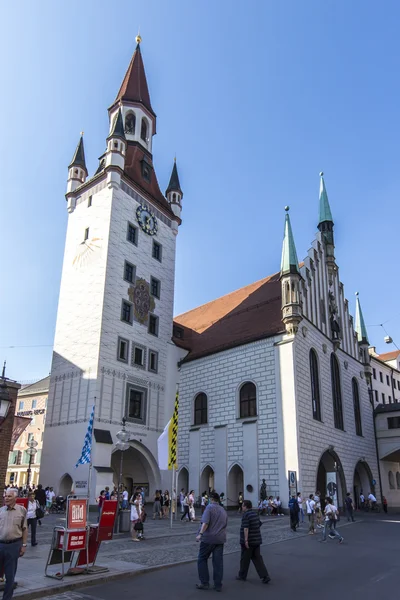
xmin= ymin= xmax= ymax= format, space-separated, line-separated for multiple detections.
xmin=2 ymin=513 xmax=400 ymax=600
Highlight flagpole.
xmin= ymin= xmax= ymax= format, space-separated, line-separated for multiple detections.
xmin=170 ymin=465 xmax=175 ymax=530
xmin=86 ymin=398 xmax=95 ymax=570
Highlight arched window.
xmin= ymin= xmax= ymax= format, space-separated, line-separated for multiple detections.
xmin=125 ymin=112 xmax=136 ymax=134
xmin=141 ymin=118 xmax=148 ymax=142
xmin=389 ymin=471 xmax=395 ymax=489
xmin=310 ymin=349 xmax=321 ymax=421
xmin=194 ymin=393 xmax=207 ymax=425
xmin=396 ymin=472 xmax=400 ymax=490
xmin=352 ymin=378 xmax=362 ymax=436
xmin=331 ymin=354 xmax=344 ymax=430
xmin=240 ymin=382 xmax=257 ymax=418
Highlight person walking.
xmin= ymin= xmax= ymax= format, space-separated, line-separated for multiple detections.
xmin=130 ymin=492 xmax=142 ymax=542
xmin=344 ymin=493 xmax=355 ymax=522
xmin=26 ymin=492 xmax=39 ymax=547
xmin=237 ymin=492 xmax=243 ymax=514
xmin=297 ymin=492 xmax=304 ymax=524
xmin=153 ymin=490 xmax=162 ymax=520
xmin=34 ymin=484 xmax=46 ymax=526
xmin=314 ymin=491 xmax=323 ymax=528
xmin=201 ymin=492 xmax=208 ymax=515
xmin=181 ymin=493 xmax=192 ymax=522
xmin=236 ymin=500 xmax=271 ymax=584
xmin=179 ymin=489 xmax=185 ymax=513
xmin=321 ymin=497 xmax=344 ymax=544
xmin=0 ymin=488 xmax=28 ymax=600
xmin=383 ymin=496 xmax=388 ymax=514
xmin=195 ymin=492 xmax=228 ymax=592
xmin=97 ymin=490 xmax=106 ymax=521
xmin=163 ymin=491 xmax=170 ymax=518
xmin=306 ymin=494 xmax=316 ymax=534
xmin=172 ymin=488 xmax=177 ymax=517
xmin=189 ymin=490 xmax=196 ymax=521
xmin=121 ymin=487 xmax=129 ymax=509
xmin=289 ymin=495 xmax=300 ymax=531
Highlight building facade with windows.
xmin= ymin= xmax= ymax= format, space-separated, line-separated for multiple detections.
xmin=40 ymin=38 xmax=187 ymax=501
xmin=7 ymin=376 xmax=49 ymax=488
xmin=173 ymin=180 xmax=380 ymax=510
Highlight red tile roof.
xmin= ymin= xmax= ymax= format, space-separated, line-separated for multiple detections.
xmin=124 ymin=144 xmax=174 ymax=218
xmin=173 ymin=272 xmax=283 ymax=362
xmin=114 ymin=45 xmax=154 ymax=116
xmin=377 ymin=350 xmax=400 ymax=362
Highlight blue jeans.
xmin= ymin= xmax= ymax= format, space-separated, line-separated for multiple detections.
xmin=322 ymin=520 xmax=342 ymax=541
xmin=197 ymin=542 xmax=224 ymax=589
xmin=0 ymin=539 xmax=22 ymax=600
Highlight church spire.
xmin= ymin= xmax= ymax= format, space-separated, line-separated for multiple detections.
xmin=66 ymin=134 xmax=88 ymax=208
xmin=68 ymin=135 xmax=87 ymax=174
xmin=280 ymin=206 xmax=300 ymax=276
xmin=166 ymin=158 xmax=183 ymax=222
xmin=355 ymin=292 xmax=369 ymax=344
xmin=318 ymin=171 xmax=333 ymax=226
xmin=113 ymin=35 xmax=154 ymax=116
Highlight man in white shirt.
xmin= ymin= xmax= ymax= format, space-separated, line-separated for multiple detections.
xmin=306 ymin=494 xmax=316 ymax=534
xmin=122 ymin=487 xmax=129 ymax=509
xmin=360 ymin=493 xmax=365 ymax=510
xmin=314 ymin=491 xmax=323 ymax=528
xmin=368 ymin=492 xmax=377 ymax=509
xmin=321 ymin=497 xmax=344 ymax=544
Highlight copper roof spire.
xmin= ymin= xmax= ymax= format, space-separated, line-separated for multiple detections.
xmin=114 ymin=36 xmax=155 ymax=116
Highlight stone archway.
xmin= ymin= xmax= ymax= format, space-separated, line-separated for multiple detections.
xmin=59 ymin=473 xmax=73 ymax=497
xmin=178 ymin=467 xmax=189 ymax=494
xmin=200 ymin=465 xmax=215 ymax=495
xmin=227 ymin=464 xmax=244 ymax=508
xmin=111 ymin=441 xmax=160 ymax=500
xmin=316 ymin=449 xmax=346 ymax=509
xmin=354 ymin=460 xmax=374 ymax=508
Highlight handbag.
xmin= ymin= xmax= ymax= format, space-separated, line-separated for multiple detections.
xmin=134 ymin=521 xmax=143 ymax=531
xmin=35 ymin=501 xmax=44 ymax=519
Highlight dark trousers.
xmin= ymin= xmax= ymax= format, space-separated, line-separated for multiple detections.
xmin=27 ymin=518 xmax=37 ymax=545
xmin=0 ymin=540 xmax=22 ymax=600
xmin=197 ymin=542 xmax=224 ymax=589
xmin=345 ymin=508 xmax=355 ymax=522
xmin=238 ymin=544 xmax=269 ymax=580
xmin=181 ymin=506 xmax=191 ymax=521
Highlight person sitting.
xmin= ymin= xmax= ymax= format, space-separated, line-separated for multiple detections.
xmin=267 ymin=496 xmax=276 ymax=516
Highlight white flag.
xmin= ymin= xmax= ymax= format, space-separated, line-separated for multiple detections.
xmin=157 ymin=419 xmax=171 ymax=470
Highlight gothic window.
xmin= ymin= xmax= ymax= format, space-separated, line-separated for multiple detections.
xmin=331 ymin=354 xmax=344 ymax=430
xmin=352 ymin=378 xmax=362 ymax=436
xmin=125 ymin=112 xmax=136 ymax=134
xmin=310 ymin=349 xmax=321 ymax=421
xmin=194 ymin=393 xmax=208 ymax=425
xmin=141 ymin=118 xmax=149 ymax=142
xmin=239 ymin=382 xmax=257 ymax=418
xmin=389 ymin=471 xmax=395 ymax=490
xmin=172 ymin=193 xmax=176 ymax=202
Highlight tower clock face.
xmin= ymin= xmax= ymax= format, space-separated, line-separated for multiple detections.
xmin=136 ymin=205 xmax=158 ymax=236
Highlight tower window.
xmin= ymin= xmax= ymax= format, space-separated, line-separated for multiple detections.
xmin=309 ymin=349 xmax=321 ymax=421
xmin=117 ymin=337 xmax=129 ymax=363
xmin=124 ymin=261 xmax=136 ymax=284
xmin=84 ymin=228 xmax=89 ymax=241
xmin=125 ymin=384 xmax=147 ymax=424
xmin=331 ymin=353 xmax=344 ymax=430
xmin=114 ymin=141 xmax=119 ymax=149
xmin=152 ymin=241 xmax=162 ymax=262
xmin=148 ymin=314 xmax=159 ymax=337
xmin=150 ymin=277 xmax=161 ymax=299
xmin=88 ymin=196 xmax=92 ymax=207
xmin=373 ymin=368 xmax=376 ymax=379
xmin=133 ymin=346 xmax=144 ymax=367
xmin=148 ymin=350 xmax=158 ymax=373
xmin=125 ymin=112 xmax=136 ymax=135
xmin=127 ymin=222 xmax=138 ymax=245
xmin=121 ymin=300 xmax=133 ymax=324
xmin=141 ymin=118 xmax=149 ymax=142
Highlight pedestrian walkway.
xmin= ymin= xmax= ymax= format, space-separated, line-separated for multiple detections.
xmin=2 ymin=511 xmax=362 ymax=599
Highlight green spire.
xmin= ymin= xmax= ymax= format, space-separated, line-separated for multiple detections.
xmin=280 ymin=206 xmax=300 ymax=276
xmin=355 ymin=292 xmax=369 ymax=344
xmin=68 ymin=135 xmax=87 ymax=173
xmin=318 ymin=171 xmax=333 ymax=224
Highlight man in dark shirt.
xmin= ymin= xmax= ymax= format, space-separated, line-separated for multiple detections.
xmin=195 ymin=492 xmax=228 ymax=592
xmin=236 ymin=500 xmax=271 ymax=584
xmin=34 ymin=484 xmax=46 ymax=526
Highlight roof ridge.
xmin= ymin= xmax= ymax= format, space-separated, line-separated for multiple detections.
xmin=174 ymin=272 xmax=279 ymax=320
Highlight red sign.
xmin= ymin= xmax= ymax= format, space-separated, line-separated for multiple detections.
xmin=58 ymin=530 xmax=87 ymax=551
xmin=97 ymin=500 xmax=118 ymax=541
xmin=16 ymin=498 xmax=28 ymax=509
xmin=76 ymin=525 xmax=99 ymax=566
xmin=67 ymin=498 xmax=87 ymax=529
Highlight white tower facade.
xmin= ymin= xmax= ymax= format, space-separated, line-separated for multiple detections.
xmin=41 ymin=39 xmax=184 ymax=500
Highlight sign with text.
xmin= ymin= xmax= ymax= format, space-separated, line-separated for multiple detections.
xmin=97 ymin=500 xmax=118 ymax=541
xmin=67 ymin=498 xmax=88 ymax=529
xmin=58 ymin=530 xmax=87 ymax=552
xmin=288 ymin=470 xmax=297 ymax=499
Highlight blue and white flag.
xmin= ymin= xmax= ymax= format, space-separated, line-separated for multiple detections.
xmin=75 ymin=405 xmax=95 ymax=468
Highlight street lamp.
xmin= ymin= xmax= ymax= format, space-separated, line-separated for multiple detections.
xmin=0 ymin=380 xmax=11 ymax=425
xmin=115 ymin=418 xmax=129 ymax=533
xmin=26 ymin=439 xmax=38 ymax=488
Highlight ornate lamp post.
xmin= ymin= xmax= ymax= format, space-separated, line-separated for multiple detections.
xmin=115 ymin=418 xmax=129 ymax=533
xmin=0 ymin=378 xmax=11 ymax=425
xmin=26 ymin=439 xmax=38 ymax=488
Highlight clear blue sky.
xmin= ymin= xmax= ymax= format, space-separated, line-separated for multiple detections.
xmin=1 ymin=0 xmax=400 ymax=382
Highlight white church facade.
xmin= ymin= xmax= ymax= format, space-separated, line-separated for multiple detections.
xmin=41 ymin=38 xmax=386 ymax=509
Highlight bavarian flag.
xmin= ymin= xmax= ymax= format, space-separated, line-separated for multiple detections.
xmin=157 ymin=392 xmax=179 ymax=470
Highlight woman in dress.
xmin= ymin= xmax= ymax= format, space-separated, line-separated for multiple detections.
xmin=27 ymin=492 xmax=39 ymax=546
xmin=163 ymin=490 xmax=170 ymax=518
xmin=130 ymin=492 xmax=142 ymax=541
xmin=188 ymin=490 xmax=196 ymax=521
xmin=153 ymin=490 xmax=162 ymax=519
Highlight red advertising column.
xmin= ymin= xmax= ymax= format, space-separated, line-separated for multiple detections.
xmin=97 ymin=500 xmax=118 ymax=541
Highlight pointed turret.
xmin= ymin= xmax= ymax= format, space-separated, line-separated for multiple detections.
xmin=280 ymin=207 xmax=302 ymax=335
xmin=355 ymin=292 xmax=372 ymax=377
xmin=166 ymin=159 xmax=183 ymax=223
xmin=317 ymin=172 xmax=335 ymax=282
xmin=105 ymin=108 xmax=127 ymax=189
xmin=66 ymin=135 xmax=88 ymax=211
xmin=108 ymin=35 xmax=156 ymax=153
xmin=318 ymin=172 xmax=333 ymax=225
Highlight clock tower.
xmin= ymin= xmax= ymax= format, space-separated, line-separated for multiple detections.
xmin=41 ymin=37 xmax=183 ymax=500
